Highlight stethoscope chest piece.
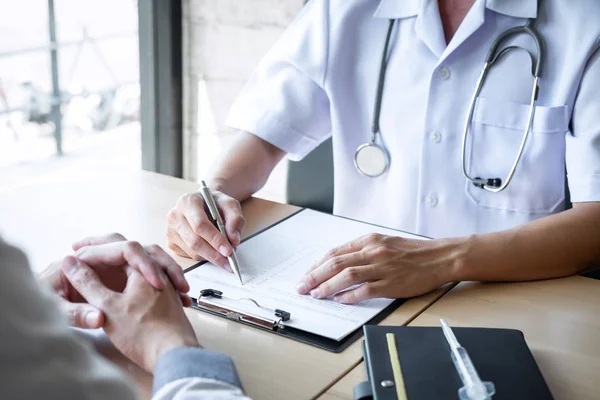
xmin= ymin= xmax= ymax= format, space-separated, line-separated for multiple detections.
xmin=354 ymin=142 xmax=390 ymax=177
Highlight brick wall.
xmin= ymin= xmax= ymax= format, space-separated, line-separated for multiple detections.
xmin=182 ymin=0 xmax=304 ymax=201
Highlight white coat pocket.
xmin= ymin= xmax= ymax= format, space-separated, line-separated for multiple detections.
xmin=465 ymin=97 xmax=568 ymax=214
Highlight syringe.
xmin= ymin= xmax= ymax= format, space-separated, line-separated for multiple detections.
xmin=440 ymin=319 xmax=496 ymax=400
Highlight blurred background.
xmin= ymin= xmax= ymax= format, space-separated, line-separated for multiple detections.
xmin=0 ymin=0 xmax=305 ymax=202
xmin=0 ymin=0 xmax=140 ymax=188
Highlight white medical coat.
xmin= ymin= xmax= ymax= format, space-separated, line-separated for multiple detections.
xmin=226 ymin=0 xmax=600 ymax=238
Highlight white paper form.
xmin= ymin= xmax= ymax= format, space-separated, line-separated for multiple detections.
xmin=185 ymin=209 xmax=427 ymax=341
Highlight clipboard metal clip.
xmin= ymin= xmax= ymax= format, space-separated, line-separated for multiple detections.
xmin=197 ymin=289 xmax=291 ymax=331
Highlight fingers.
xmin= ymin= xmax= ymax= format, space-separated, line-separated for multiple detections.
xmin=145 ymin=244 xmax=190 ymax=293
xmin=167 ymin=233 xmax=197 ymax=259
xmin=61 ymin=300 xmax=105 ymax=329
xmin=123 ymin=267 xmax=150 ymax=292
xmin=311 ymin=265 xmax=378 ymax=300
xmin=216 ymin=195 xmax=245 ymax=247
xmin=183 ymin=202 xmax=232 ymax=258
xmin=179 ymin=293 xmax=193 ymax=307
xmin=303 ymin=237 xmax=368 ymax=276
xmin=167 ymin=191 xmax=243 ymax=273
xmin=61 ymin=256 xmax=117 ymax=308
xmin=75 ymin=241 xmax=168 ymax=290
xmin=170 ymin=211 xmax=228 ymax=267
xmin=72 ymin=233 xmax=126 ymax=251
xmin=332 ymin=281 xmax=386 ymax=304
xmin=123 ymin=266 xmax=192 ymax=308
xmin=168 ymin=192 xmax=232 ymax=265
xmin=296 ymin=252 xmax=367 ymax=296
xmin=166 ymin=235 xmax=232 ymax=273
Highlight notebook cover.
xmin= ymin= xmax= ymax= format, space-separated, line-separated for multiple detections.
xmin=362 ymin=325 xmax=553 ymax=400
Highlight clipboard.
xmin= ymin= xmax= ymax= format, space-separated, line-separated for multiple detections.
xmin=184 ymin=208 xmax=428 ymax=353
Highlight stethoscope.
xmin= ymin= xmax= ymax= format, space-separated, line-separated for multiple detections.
xmin=354 ymin=14 xmax=544 ymax=193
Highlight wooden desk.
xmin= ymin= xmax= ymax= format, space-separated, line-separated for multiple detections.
xmin=320 ymin=276 xmax=600 ymax=400
xmin=319 ymin=363 xmax=366 ymax=400
xmin=0 ymin=171 xmax=449 ymax=400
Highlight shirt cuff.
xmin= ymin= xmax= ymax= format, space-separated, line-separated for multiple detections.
xmin=152 ymin=347 xmax=243 ymax=395
xmin=568 ymin=174 xmax=600 ymax=202
xmin=226 ymin=100 xmax=324 ymax=162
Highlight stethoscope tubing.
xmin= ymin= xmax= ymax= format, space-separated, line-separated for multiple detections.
xmin=360 ymin=15 xmax=545 ymax=192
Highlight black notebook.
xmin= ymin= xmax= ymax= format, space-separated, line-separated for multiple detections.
xmin=356 ymin=325 xmax=553 ymax=400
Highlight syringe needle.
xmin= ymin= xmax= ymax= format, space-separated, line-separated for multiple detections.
xmin=440 ymin=319 xmax=496 ymax=400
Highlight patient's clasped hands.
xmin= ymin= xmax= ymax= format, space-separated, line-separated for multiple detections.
xmin=39 ymin=233 xmax=199 ymax=372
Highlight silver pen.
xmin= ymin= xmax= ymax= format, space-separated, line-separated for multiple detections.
xmin=199 ymin=181 xmax=244 ymax=285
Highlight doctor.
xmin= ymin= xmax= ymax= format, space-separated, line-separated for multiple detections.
xmin=167 ymin=0 xmax=600 ymax=303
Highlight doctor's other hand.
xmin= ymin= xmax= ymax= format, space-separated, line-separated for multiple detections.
xmin=39 ymin=233 xmax=191 ymax=329
xmin=62 ymin=256 xmax=199 ymax=373
xmin=166 ymin=189 xmax=245 ymax=271
xmin=295 ymin=233 xmax=455 ymax=304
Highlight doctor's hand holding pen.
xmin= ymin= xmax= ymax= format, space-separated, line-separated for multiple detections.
xmin=166 ymin=131 xmax=286 ymax=269
xmin=167 ymin=186 xmax=244 ymax=271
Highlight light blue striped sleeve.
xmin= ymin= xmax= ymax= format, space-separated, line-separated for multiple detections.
xmin=152 ymin=347 xmax=252 ymax=400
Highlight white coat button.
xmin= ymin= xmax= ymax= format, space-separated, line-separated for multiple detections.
xmin=439 ymin=66 xmax=451 ymax=81
xmin=430 ymin=131 xmax=442 ymax=143
xmin=427 ymin=193 xmax=439 ymax=207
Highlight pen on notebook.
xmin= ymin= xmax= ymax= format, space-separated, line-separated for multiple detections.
xmin=200 ymin=181 xmax=244 ymax=285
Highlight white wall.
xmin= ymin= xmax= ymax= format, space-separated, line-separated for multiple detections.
xmin=182 ymin=0 xmax=304 ymax=201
